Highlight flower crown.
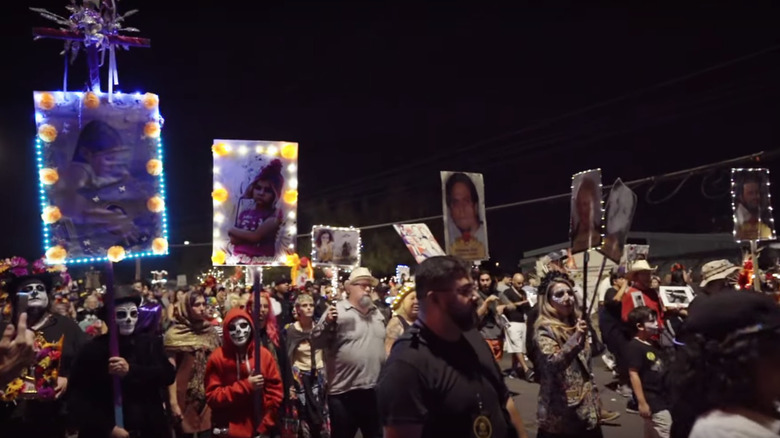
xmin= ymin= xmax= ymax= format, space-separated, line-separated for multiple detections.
xmin=391 ymin=283 xmax=416 ymax=312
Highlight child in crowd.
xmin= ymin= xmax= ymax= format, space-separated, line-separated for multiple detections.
xmin=627 ymin=306 xmax=672 ymax=438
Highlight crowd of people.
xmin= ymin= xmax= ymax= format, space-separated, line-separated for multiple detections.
xmin=1 ymin=251 xmax=780 ymax=438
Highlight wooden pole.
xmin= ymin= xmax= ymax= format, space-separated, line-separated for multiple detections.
xmin=252 ymin=267 xmax=263 ymax=431
xmin=103 ymin=261 xmax=124 ymax=428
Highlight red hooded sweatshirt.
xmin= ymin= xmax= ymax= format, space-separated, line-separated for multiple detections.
xmin=205 ymin=308 xmax=284 ymax=437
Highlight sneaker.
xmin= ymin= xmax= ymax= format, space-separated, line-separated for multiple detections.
xmin=626 ymin=399 xmax=639 ymax=414
xmin=616 ymin=384 xmax=633 ymax=398
xmin=601 ymin=353 xmax=616 ymax=371
xmin=600 ymin=409 xmax=621 ymax=423
xmin=524 ymin=369 xmax=535 ymax=382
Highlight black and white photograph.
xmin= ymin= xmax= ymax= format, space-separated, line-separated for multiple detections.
xmin=659 ymin=286 xmax=695 ymax=309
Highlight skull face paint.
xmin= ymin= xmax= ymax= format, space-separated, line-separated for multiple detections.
xmin=115 ymin=302 xmax=139 ymax=335
xmin=643 ymin=320 xmax=660 ymax=335
xmin=18 ymin=279 xmax=49 ymax=309
xmin=228 ymin=317 xmax=252 ymax=347
xmin=549 ymin=284 xmax=575 ymax=306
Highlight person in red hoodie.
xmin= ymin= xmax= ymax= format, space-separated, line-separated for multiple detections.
xmin=205 ymin=308 xmax=284 ymax=438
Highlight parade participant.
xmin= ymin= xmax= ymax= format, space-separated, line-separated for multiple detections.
xmin=534 ymin=271 xmax=604 ymax=438
xmin=384 ymin=283 xmax=419 ymax=356
xmin=673 ymin=292 xmax=780 ymax=438
xmin=687 ymin=259 xmax=740 ymax=312
xmin=0 ymin=257 xmax=87 ymax=438
xmin=273 ymin=277 xmax=294 ymax=328
xmin=626 ymin=307 xmax=672 ymax=438
xmin=136 ymin=300 xmax=164 ymax=337
xmin=205 ymin=307 xmax=283 ymax=438
xmin=377 ymin=256 xmax=528 ymax=438
xmin=500 ymin=273 xmax=534 ymax=381
xmin=164 ymin=290 xmax=220 ymax=438
xmin=475 ymin=270 xmax=507 ymax=361
xmin=247 ymin=291 xmax=295 ymax=437
xmin=286 ymin=294 xmax=331 ymax=438
xmin=621 ymin=261 xmax=664 ymax=332
xmin=313 ymin=267 xmax=386 ymax=438
xmin=68 ymin=285 xmax=176 ymax=438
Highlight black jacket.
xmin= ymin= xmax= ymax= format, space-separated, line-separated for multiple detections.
xmin=68 ymin=333 xmax=175 ymax=438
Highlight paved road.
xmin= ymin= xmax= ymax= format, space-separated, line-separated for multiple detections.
xmin=505 ymin=355 xmax=644 ymax=438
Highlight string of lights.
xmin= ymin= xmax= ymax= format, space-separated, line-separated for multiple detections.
xmin=171 ymin=148 xmax=780 ymax=248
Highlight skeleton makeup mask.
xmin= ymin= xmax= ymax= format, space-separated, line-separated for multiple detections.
xmin=228 ymin=317 xmax=252 ymax=347
xmin=549 ymin=285 xmax=575 ymax=306
xmin=115 ymin=302 xmax=139 ymax=336
xmin=18 ymin=279 xmax=49 ymax=309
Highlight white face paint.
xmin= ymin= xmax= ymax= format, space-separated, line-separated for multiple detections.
xmin=228 ymin=317 xmax=252 ymax=347
xmin=19 ymin=280 xmax=49 ymax=309
xmin=115 ymin=302 xmax=139 ymax=336
xmin=643 ymin=320 xmax=660 ymax=335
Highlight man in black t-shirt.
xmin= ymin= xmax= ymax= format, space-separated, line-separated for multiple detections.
xmin=377 ymin=256 xmax=528 ymax=438
xmin=499 ymin=273 xmax=534 ymax=381
xmin=599 ymin=271 xmax=632 ymax=397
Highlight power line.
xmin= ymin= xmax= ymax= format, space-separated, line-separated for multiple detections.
xmin=303 ymin=43 xmax=780 ymax=201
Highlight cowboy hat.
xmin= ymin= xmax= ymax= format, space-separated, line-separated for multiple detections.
xmin=347 ymin=267 xmax=379 ymax=287
xmin=628 ymin=260 xmax=656 ymax=277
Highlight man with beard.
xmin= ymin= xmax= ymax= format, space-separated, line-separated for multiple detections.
xmin=475 ymin=270 xmax=507 ymax=361
xmin=313 ymin=267 xmax=386 ymax=438
xmin=377 ymin=256 xmax=528 ymax=438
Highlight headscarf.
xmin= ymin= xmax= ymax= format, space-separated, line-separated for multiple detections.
xmin=164 ymin=290 xmax=219 ymax=352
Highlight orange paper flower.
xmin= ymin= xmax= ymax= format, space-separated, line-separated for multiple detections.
xmin=283 ymin=189 xmax=298 ymax=205
xmin=212 ymin=142 xmax=229 ymax=156
xmin=152 ymin=238 xmax=168 ymax=255
xmin=84 ymin=92 xmax=100 ymax=109
xmin=38 ymin=124 xmax=58 ymax=143
xmin=39 ymin=168 xmax=59 ymax=185
xmin=142 ymin=93 xmax=159 ymax=110
xmin=281 ymin=143 xmax=298 ymax=160
xmin=45 ymin=246 xmax=67 ymax=264
xmin=146 ymin=159 xmax=163 ymax=176
xmin=37 ymin=92 xmax=55 ymax=111
xmin=211 ymin=250 xmax=226 ymax=265
xmin=212 ymin=187 xmax=229 ymax=203
xmin=144 ymin=122 xmax=161 ymax=139
xmin=41 ymin=206 xmax=62 ymax=224
xmin=107 ymin=246 xmax=126 ymax=263
xmin=146 ymin=196 xmax=165 ymax=213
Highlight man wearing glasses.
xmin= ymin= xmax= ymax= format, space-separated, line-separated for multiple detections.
xmin=377 ymin=256 xmax=528 ymax=438
xmin=313 ymin=267 xmax=386 ymax=438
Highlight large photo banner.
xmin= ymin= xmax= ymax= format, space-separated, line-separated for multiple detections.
xmin=731 ymin=168 xmax=776 ymax=242
xmin=311 ymin=225 xmax=361 ymax=269
xmin=212 ymin=140 xmax=298 ymax=266
xmin=34 ymin=91 xmax=168 ymax=264
xmin=441 ymin=171 xmax=489 ymax=261
xmin=601 ymin=178 xmax=637 ymax=263
xmin=570 ymin=169 xmax=604 ymax=254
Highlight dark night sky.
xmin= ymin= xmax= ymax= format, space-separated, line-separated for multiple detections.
xmin=1 ymin=2 xmax=780 ymax=276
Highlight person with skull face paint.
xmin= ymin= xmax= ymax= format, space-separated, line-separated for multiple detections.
xmin=533 ymin=271 xmax=604 ymax=438
xmin=205 ymin=307 xmax=284 ymax=438
xmin=0 ymin=257 xmax=87 ymax=438
xmin=67 ymin=285 xmax=176 ymax=438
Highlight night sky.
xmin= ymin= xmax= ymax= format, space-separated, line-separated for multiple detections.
xmin=2 ymin=2 xmax=780 ymax=279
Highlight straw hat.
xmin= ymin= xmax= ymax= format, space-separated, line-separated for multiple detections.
xmin=628 ymin=260 xmax=656 ymax=278
xmin=347 ymin=267 xmax=379 ymax=287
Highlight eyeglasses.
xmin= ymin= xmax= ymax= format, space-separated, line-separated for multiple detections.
xmin=351 ymin=283 xmax=372 ymax=289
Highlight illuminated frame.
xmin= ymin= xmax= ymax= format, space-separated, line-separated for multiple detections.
xmin=396 ymin=264 xmax=410 ymax=284
xmin=570 ymin=168 xmax=605 ymax=253
xmin=211 ymin=139 xmax=298 ymax=266
xmin=35 ymin=91 xmax=169 ymax=265
xmin=730 ymin=168 xmax=777 ymax=243
xmin=310 ymin=225 xmax=362 ymax=270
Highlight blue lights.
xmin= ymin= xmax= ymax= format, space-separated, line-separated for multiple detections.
xmin=35 ymin=91 xmax=170 ymax=264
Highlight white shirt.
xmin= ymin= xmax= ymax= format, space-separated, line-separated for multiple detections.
xmin=690 ymin=410 xmax=780 ymax=438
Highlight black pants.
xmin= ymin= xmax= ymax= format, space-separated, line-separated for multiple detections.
xmin=328 ymin=388 xmax=381 ymax=438
xmin=603 ymin=328 xmax=630 ymax=385
xmin=537 ymin=426 xmax=603 ymax=438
